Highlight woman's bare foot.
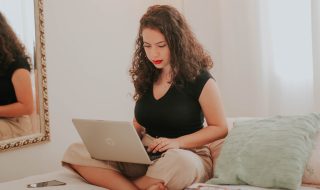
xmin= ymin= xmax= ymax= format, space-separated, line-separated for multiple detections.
xmin=146 ymin=182 xmax=167 ymax=190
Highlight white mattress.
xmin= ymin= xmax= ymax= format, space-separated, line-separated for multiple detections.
xmin=1 ymin=167 xmax=319 ymax=190
xmin=0 ymin=168 xmax=104 ymax=190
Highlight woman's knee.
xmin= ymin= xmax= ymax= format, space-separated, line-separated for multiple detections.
xmin=160 ymin=149 xmax=204 ymax=189
xmin=164 ymin=149 xmax=200 ymax=173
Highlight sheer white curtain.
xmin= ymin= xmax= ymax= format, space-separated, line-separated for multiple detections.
xmin=312 ymin=0 xmax=320 ymax=112
xmin=259 ymin=0 xmax=313 ymax=115
xmin=206 ymin=0 xmax=319 ymax=117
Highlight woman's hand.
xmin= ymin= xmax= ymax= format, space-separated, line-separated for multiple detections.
xmin=148 ymin=137 xmax=180 ymax=153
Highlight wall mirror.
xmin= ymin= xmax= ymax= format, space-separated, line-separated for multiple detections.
xmin=0 ymin=0 xmax=49 ymax=151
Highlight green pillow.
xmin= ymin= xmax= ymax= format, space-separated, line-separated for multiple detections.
xmin=207 ymin=113 xmax=320 ymax=190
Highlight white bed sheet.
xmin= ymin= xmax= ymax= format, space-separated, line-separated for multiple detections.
xmin=0 ymin=168 xmax=104 ymax=190
xmin=1 ymin=167 xmax=319 ymax=190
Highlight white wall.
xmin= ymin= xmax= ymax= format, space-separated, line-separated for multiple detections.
xmin=0 ymin=0 xmax=216 ymax=182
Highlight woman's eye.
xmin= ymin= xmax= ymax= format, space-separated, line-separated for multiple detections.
xmin=158 ymin=45 xmax=166 ymax=48
xmin=143 ymin=45 xmax=151 ymax=48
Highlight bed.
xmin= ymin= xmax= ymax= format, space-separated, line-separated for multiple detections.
xmin=0 ymin=167 xmax=319 ymax=190
xmin=2 ymin=115 xmax=320 ymax=190
xmin=0 ymin=167 xmax=104 ymax=190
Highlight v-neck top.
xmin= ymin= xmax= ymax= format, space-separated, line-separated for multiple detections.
xmin=134 ymin=70 xmax=213 ymax=138
xmin=0 ymin=56 xmax=31 ymax=105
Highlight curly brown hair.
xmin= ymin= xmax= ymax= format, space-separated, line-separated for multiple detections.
xmin=0 ymin=12 xmax=31 ymax=74
xmin=129 ymin=5 xmax=213 ymax=101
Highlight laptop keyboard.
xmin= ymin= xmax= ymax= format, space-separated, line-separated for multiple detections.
xmin=144 ymin=146 xmax=163 ymax=160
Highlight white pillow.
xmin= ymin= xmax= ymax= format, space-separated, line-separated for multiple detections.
xmin=302 ymin=132 xmax=320 ymax=185
xmin=226 ymin=117 xmax=257 ymax=130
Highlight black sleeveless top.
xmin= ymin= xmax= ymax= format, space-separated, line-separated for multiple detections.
xmin=0 ymin=57 xmax=31 ymax=105
xmin=135 ymin=70 xmax=213 ymax=138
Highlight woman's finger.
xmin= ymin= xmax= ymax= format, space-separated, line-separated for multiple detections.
xmin=148 ymin=138 xmax=163 ymax=151
xmin=152 ymin=139 xmax=168 ymax=152
xmin=159 ymin=143 xmax=170 ymax=152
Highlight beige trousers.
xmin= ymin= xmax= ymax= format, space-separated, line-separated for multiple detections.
xmin=62 ymin=134 xmax=213 ymax=190
xmin=0 ymin=115 xmax=33 ymax=140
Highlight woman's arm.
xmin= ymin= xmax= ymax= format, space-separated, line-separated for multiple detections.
xmin=149 ymin=78 xmax=228 ymax=152
xmin=133 ymin=117 xmax=146 ymax=138
xmin=0 ymin=69 xmax=34 ymax=117
xmin=177 ymin=78 xmax=228 ymax=148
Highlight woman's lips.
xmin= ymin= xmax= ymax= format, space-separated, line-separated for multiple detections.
xmin=153 ymin=60 xmax=163 ymax=64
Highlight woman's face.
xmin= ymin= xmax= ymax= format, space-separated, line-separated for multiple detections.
xmin=142 ymin=28 xmax=171 ymax=72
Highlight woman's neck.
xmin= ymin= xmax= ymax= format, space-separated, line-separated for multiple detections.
xmin=157 ymin=68 xmax=172 ymax=85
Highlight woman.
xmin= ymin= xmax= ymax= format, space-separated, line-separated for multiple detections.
xmin=63 ymin=5 xmax=228 ymax=190
xmin=0 ymin=12 xmax=34 ymax=140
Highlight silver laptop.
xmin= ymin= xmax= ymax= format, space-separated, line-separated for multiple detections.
xmin=72 ymin=118 xmax=160 ymax=165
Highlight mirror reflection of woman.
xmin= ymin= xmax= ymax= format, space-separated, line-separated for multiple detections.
xmin=0 ymin=12 xmax=34 ymax=141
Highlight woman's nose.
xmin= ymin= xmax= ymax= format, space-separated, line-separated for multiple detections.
xmin=150 ymin=47 xmax=159 ymax=57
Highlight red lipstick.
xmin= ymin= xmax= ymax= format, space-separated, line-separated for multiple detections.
xmin=153 ymin=60 xmax=163 ymax=64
